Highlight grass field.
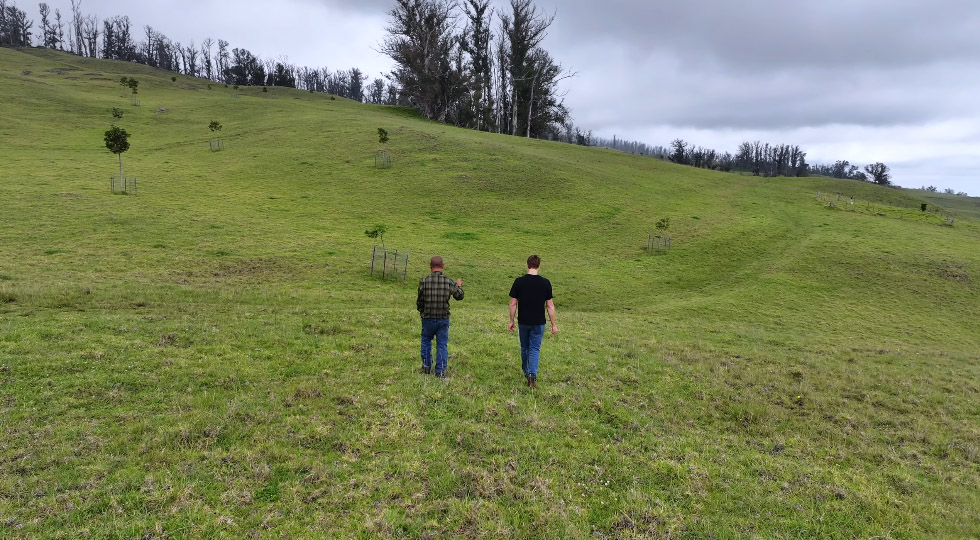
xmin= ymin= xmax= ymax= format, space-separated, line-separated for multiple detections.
xmin=2 ymin=47 xmax=980 ymax=538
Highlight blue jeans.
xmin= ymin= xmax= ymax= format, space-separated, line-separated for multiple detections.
xmin=518 ymin=323 xmax=545 ymax=377
xmin=421 ymin=318 xmax=450 ymax=374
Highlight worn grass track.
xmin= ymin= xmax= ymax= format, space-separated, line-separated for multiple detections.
xmin=2 ymin=47 xmax=979 ymax=538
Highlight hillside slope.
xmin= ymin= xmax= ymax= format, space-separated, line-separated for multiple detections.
xmin=2 ymin=47 xmax=979 ymax=538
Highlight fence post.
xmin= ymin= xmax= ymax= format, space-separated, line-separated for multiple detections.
xmin=403 ymin=252 xmax=409 ymax=281
xmin=382 ymin=249 xmax=388 ymax=279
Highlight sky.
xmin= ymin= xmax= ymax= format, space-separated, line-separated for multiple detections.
xmin=42 ymin=0 xmax=980 ymax=195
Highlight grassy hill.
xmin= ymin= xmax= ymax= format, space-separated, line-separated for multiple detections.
xmin=907 ymin=188 xmax=980 ymax=221
xmin=2 ymin=47 xmax=979 ymax=538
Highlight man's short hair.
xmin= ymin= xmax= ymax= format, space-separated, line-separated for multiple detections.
xmin=430 ymin=256 xmax=445 ymax=269
xmin=527 ymin=255 xmax=541 ymax=269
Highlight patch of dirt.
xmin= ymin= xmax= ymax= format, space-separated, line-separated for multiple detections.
xmin=174 ymin=258 xmax=289 ymax=282
xmin=211 ymin=258 xmax=284 ymax=277
xmin=156 ymin=332 xmax=178 ymax=347
xmin=939 ymin=262 xmax=971 ymax=282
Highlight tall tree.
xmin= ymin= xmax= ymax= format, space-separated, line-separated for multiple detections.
xmin=381 ymin=0 xmax=467 ymax=123
xmin=225 ymin=47 xmax=265 ymax=86
xmin=0 ymin=1 xmax=33 ymax=47
xmin=39 ymin=2 xmax=58 ymax=48
xmin=864 ymin=162 xmax=891 ymax=185
xmin=201 ymin=37 xmax=214 ymax=80
xmin=216 ymin=39 xmax=229 ymax=80
xmin=53 ymin=7 xmax=64 ymax=49
xmin=81 ymin=13 xmax=98 ymax=57
xmin=461 ymin=0 xmax=494 ymax=131
xmin=500 ymin=0 xmax=553 ymax=136
xmin=368 ymin=78 xmax=386 ymax=104
xmin=348 ymin=67 xmax=366 ymax=101
xmin=69 ymin=0 xmax=82 ymax=54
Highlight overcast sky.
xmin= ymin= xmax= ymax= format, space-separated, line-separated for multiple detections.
xmin=50 ymin=0 xmax=979 ymax=194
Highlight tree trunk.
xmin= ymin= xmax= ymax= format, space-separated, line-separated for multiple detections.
xmin=118 ymin=153 xmax=123 ymax=185
xmin=526 ymin=71 xmax=537 ymax=138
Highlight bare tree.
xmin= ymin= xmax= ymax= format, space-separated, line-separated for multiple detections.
xmin=53 ymin=7 xmax=64 ymax=49
xmin=201 ymin=37 xmax=214 ymax=80
xmin=39 ymin=2 xmax=58 ymax=48
xmin=69 ymin=0 xmax=83 ymax=54
xmin=82 ymin=14 xmax=98 ymax=57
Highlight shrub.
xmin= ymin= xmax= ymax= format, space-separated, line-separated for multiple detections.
xmin=111 ymin=107 xmax=124 ymax=119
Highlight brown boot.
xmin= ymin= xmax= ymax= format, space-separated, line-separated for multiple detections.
xmin=527 ymin=374 xmax=536 ymax=389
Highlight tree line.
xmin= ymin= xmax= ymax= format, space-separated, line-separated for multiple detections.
xmin=920 ymin=186 xmax=970 ymax=197
xmin=589 ymin=134 xmax=895 ymax=186
xmin=0 ymin=0 xmax=386 ymax=102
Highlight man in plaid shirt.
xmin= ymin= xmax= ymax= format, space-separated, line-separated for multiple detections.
xmin=417 ymin=256 xmax=464 ymax=377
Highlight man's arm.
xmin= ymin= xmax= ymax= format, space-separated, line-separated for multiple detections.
xmin=417 ymin=281 xmax=425 ymax=314
xmin=546 ymin=299 xmax=557 ymax=334
xmin=452 ymin=278 xmax=464 ymax=300
xmin=508 ymin=297 xmax=518 ymax=332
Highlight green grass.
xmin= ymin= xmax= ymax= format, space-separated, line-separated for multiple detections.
xmin=2 ymin=47 xmax=980 ymax=538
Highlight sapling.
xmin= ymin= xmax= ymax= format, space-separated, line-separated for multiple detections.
xmin=104 ymin=125 xmax=131 ymax=183
xmin=365 ymin=224 xmax=388 ymax=246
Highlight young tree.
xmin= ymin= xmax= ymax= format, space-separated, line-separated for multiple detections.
xmin=104 ymin=125 xmax=131 ymax=182
xmin=864 ymin=162 xmax=890 ymax=185
xmin=365 ymin=224 xmax=388 ymax=246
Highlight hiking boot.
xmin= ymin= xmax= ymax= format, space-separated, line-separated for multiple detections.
xmin=527 ymin=374 xmax=536 ymax=389
xmin=422 ymin=367 xmax=432 ymax=375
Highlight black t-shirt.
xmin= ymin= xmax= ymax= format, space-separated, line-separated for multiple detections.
xmin=509 ymin=274 xmax=553 ymax=325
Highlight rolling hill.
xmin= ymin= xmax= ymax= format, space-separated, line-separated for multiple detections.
xmin=2 ymin=47 xmax=979 ymax=538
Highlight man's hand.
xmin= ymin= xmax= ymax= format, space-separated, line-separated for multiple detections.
xmin=551 ymin=324 xmax=558 ymax=335
xmin=508 ymin=321 xmax=515 ymax=332
xmin=456 ymin=278 xmax=463 ymax=287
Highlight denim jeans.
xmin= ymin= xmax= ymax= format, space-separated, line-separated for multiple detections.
xmin=518 ymin=323 xmax=545 ymax=377
xmin=421 ymin=318 xmax=450 ymax=374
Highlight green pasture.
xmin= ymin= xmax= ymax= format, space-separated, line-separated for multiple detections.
xmin=1 ymin=47 xmax=979 ymax=538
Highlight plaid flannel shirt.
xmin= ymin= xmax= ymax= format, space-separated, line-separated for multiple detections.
xmin=417 ymin=271 xmax=464 ymax=319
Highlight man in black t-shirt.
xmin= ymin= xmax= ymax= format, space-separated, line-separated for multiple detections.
xmin=508 ymin=254 xmax=558 ymax=388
